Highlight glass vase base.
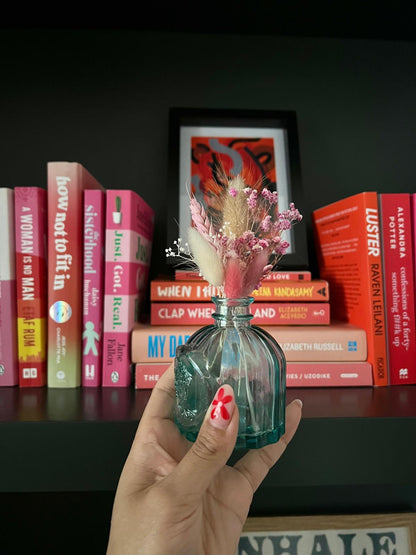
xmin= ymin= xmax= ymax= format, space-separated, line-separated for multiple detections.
xmin=178 ymin=425 xmax=284 ymax=450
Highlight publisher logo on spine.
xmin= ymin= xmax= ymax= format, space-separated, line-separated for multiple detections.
xmin=49 ymin=301 xmax=72 ymax=323
xmin=111 ymin=371 xmax=120 ymax=383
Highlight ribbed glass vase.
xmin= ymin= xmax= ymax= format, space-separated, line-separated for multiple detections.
xmin=174 ymin=296 xmax=286 ymax=449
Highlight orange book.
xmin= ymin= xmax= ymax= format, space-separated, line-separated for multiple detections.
xmin=151 ymin=301 xmax=330 ymax=325
xmin=131 ymin=321 xmax=367 ymax=364
xmin=150 ymin=277 xmax=329 ymax=302
xmin=174 ymin=269 xmax=312 ymax=282
xmin=312 ymin=192 xmax=388 ymax=386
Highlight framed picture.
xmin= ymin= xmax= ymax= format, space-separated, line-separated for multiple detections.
xmin=239 ymin=513 xmax=416 ymax=554
xmin=167 ymin=107 xmax=309 ymax=270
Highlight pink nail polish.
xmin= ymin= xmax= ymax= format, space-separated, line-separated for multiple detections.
xmin=210 ymin=386 xmax=234 ymax=429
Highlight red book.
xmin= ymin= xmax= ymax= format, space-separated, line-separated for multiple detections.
xmin=134 ymin=361 xmax=373 ymax=389
xmin=174 ymin=269 xmax=312 ymax=282
xmin=412 ymin=194 xmax=416 ymax=306
xmin=14 ymin=187 xmax=48 ymax=387
xmin=135 ymin=363 xmax=170 ymax=388
xmin=131 ymin=321 xmax=367 ymax=363
xmin=0 ymin=188 xmax=18 ymax=386
xmin=312 ymin=192 xmax=388 ymax=386
xmin=101 ymin=190 xmax=155 ymax=387
xmin=150 ymin=278 xmax=329 ymax=302
xmin=47 ymin=162 xmax=105 ymax=388
xmin=379 ymin=193 xmax=416 ymax=384
xmin=82 ymin=189 xmax=106 ymax=387
xmin=150 ymin=301 xmax=330 ymax=325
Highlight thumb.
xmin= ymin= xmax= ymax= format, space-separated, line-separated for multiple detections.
xmin=172 ymin=384 xmax=239 ymax=497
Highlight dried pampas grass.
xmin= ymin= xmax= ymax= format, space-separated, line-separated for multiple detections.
xmin=222 ymin=176 xmax=250 ymax=237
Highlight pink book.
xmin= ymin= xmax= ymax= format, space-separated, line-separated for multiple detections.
xmin=134 ymin=361 xmax=373 ymax=389
xmin=102 ymin=190 xmax=155 ymax=387
xmin=151 ymin=301 xmax=330 ymax=325
xmin=82 ymin=190 xmax=106 ymax=387
xmin=0 ymin=188 xmax=18 ymax=385
xmin=14 ymin=187 xmax=48 ymax=387
xmin=47 ymin=162 xmax=104 ymax=388
xmin=379 ymin=193 xmax=416 ymax=384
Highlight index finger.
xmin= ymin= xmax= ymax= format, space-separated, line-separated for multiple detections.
xmin=140 ymin=363 xmax=176 ymax=423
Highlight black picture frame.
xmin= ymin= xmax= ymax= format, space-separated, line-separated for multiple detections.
xmin=167 ymin=107 xmax=309 ymax=270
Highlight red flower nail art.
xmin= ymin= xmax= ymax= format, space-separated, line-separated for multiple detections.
xmin=211 ymin=387 xmax=233 ymax=421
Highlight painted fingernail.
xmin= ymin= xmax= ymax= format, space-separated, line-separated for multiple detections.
xmin=210 ymin=385 xmax=235 ymax=430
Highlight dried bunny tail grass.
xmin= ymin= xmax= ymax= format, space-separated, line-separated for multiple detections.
xmin=222 ymin=176 xmax=250 ymax=237
xmin=187 ymin=227 xmax=224 ymax=287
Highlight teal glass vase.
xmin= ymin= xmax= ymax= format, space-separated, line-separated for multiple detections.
xmin=174 ymin=296 xmax=286 ymax=449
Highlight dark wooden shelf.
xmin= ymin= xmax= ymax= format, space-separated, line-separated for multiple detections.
xmin=2 ymin=382 xmax=416 ymax=423
xmin=1 ymin=385 xmax=416 ymax=516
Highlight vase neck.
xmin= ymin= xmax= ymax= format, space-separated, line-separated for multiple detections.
xmin=212 ymin=297 xmax=253 ymax=328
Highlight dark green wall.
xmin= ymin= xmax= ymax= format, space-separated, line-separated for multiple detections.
xmin=1 ymin=30 xmax=415 ymax=277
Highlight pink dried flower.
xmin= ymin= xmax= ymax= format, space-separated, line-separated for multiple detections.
xmin=261 ymin=188 xmax=278 ymax=204
xmin=247 ymin=190 xmax=258 ymax=209
xmin=260 ymin=215 xmax=272 ymax=232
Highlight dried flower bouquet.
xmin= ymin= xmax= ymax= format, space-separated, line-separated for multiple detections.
xmin=167 ymin=174 xmax=302 ymax=298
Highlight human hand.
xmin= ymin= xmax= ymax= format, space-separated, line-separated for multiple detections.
xmin=106 ymin=363 xmax=302 ymax=555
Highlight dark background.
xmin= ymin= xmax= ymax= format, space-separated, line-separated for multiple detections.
xmin=1 ymin=4 xmax=416 ymax=553
xmin=1 ymin=3 xmax=416 ymax=280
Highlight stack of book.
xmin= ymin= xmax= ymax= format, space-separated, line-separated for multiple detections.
xmin=132 ymin=270 xmax=373 ymax=389
xmin=0 ymin=161 xmax=155 ymax=389
xmin=313 ymin=191 xmax=416 ymax=387
xmin=150 ymin=269 xmax=330 ymax=326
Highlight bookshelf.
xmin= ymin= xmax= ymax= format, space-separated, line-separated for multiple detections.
xmin=1 ymin=384 xmax=415 ymax=508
